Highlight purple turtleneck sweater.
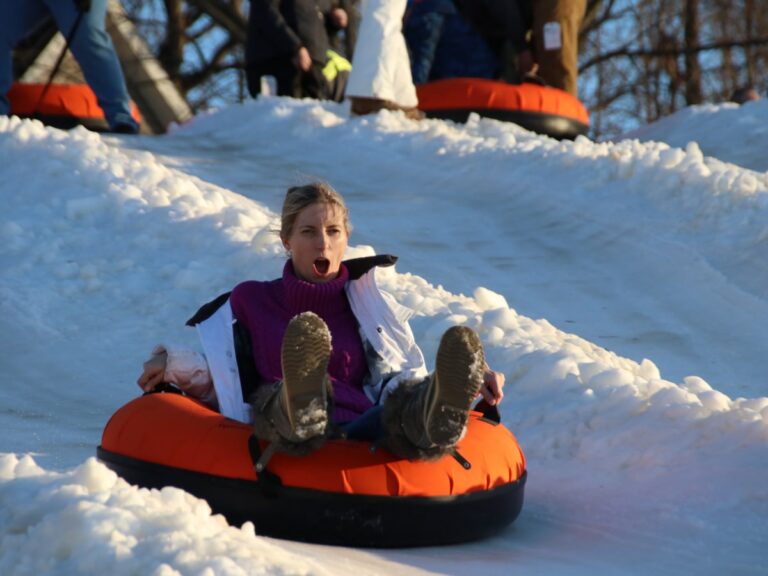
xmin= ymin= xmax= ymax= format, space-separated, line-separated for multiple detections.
xmin=229 ymin=261 xmax=373 ymax=423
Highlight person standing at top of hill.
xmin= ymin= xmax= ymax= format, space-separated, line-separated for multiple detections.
xmin=529 ymin=0 xmax=586 ymax=96
xmin=330 ymin=0 xmax=362 ymax=60
xmin=0 ymin=0 xmax=139 ymax=134
xmin=246 ymin=0 xmax=351 ymax=101
xmin=450 ymin=0 xmax=586 ymax=97
xmin=404 ymin=0 xmax=498 ymax=84
xmin=345 ymin=0 xmax=423 ymax=119
xmin=426 ymin=0 xmax=534 ymax=84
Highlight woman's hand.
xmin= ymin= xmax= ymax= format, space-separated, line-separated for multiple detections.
xmin=137 ymin=350 xmax=168 ymax=393
xmin=479 ymin=365 xmax=505 ymax=406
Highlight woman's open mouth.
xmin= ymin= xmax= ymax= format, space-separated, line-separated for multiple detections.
xmin=313 ymin=258 xmax=330 ymax=276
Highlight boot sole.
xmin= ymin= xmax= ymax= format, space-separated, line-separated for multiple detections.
xmin=280 ymin=312 xmax=331 ymax=441
xmin=428 ymin=326 xmax=485 ymax=447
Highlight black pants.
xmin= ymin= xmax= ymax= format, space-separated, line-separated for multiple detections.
xmin=247 ymin=58 xmax=349 ymax=102
xmin=246 ymin=58 xmax=328 ymax=100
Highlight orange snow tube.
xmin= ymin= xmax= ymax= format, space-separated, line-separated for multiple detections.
xmin=417 ymin=77 xmax=589 ymax=139
xmin=8 ymin=82 xmax=141 ymax=132
xmin=97 ymin=392 xmax=527 ymax=547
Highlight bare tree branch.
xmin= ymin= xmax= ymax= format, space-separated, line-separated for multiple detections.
xmin=580 ymin=36 xmax=768 ymax=73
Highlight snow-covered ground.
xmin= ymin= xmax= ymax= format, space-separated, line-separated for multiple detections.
xmin=1 ymin=96 xmax=767 ymax=575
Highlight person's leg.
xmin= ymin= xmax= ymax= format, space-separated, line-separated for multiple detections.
xmin=345 ymin=0 xmax=418 ymax=109
xmin=532 ymin=0 xmax=586 ymax=96
xmin=300 ymin=63 xmax=329 ymax=100
xmin=245 ymin=64 xmax=264 ymax=98
xmin=431 ymin=15 xmax=498 ymax=81
xmin=0 ymin=0 xmax=49 ymax=115
xmin=252 ymin=312 xmax=332 ymax=466
xmin=341 ymin=0 xmax=361 ymax=60
xmin=403 ymin=1 xmax=448 ymax=84
xmin=43 ymin=0 xmax=137 ymax=131
xmin=246 ymin=58 xmax=296 ymax=98
xmin=381 ymin=326 xmax=485 ymax=460
xmin=340 ymin=405 xmax=383 ymax=442
xmin=274 ymin=60 xmax=301 ymax=98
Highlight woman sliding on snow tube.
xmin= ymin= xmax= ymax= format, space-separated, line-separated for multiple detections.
xmin=136 ymin=181 xmax=505 ymax=467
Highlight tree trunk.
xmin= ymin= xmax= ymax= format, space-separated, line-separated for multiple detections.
xmin=684 ymin=0 xmax=702 ymax=104
xmin=745 ymin=0 xmax=756 ymax=84
xmin=160 ymin=0 xmax=186 ymax=92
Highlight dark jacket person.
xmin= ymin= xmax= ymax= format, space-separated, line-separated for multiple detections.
xmin=246 ymin=0 xmax=348 ymax=101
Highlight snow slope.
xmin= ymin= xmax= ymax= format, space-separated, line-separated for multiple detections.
xmin=1 ymin=97 xmax=767 ymax=575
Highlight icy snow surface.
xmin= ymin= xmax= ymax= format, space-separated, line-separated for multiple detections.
xmin=1 ymin=97 xmax=767 ymax=575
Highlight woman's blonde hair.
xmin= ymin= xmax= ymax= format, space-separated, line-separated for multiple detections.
xmin=280 ymin=181 xmax=352 ymax=242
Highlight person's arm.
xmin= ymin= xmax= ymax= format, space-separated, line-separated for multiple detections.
xmin=497 ymin=0 xmax=532 ymax=53
xmin=249 ymin=0 xmax=305 ymax=58
xmin=137 ymin=344 xmax=218 ymax=408
xmin=484 ymin=0 xmax=536 ymax=79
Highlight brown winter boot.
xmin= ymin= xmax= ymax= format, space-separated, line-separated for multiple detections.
xmin=349 ymin=96 xmax=425 ymax=120
xmin=382 ymin=326 xmax=485 ymax=460
xmin=252 ymin=312 xmax=332 ymax=462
